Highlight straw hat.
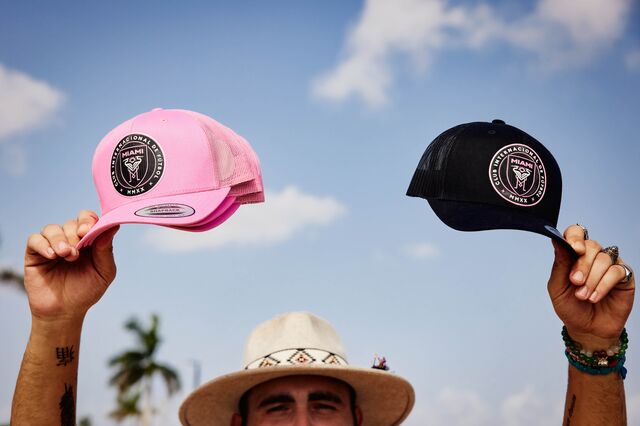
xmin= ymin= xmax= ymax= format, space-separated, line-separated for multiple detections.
xmin=179 ymin=312 xmax=414 ymax=425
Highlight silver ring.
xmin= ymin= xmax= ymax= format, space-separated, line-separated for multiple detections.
xmin=576 ymin=223 xmax=589 ymax=240
xmin=618 ymin=264 xmax=633 ymax=284
xmin=601 ymin=246 xmax=619 ymax=264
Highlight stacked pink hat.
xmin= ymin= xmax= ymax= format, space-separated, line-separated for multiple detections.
xmin=77 ymin=108 xmax=264 ymax=249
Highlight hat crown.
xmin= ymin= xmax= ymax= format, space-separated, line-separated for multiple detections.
xmin=242 ymin=312 xmax=348 ymax=368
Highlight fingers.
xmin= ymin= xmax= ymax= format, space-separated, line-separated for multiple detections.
xmin=569 ymin=240 xmax=601 ymax=286
xmin=41 ymin=223 xmax=79 ymax=262
xmin=24 ymin=210 xmax=98 ymax=265
xmin=564 ymin=224 xmax=588 ymax=255
xmin=587 ymin=262 xmax=631 ymax=303
xmin=25 ymin=233 xmax=56 ymax=262
xmin=574 ymin=248 xmax=609 ymax=300
xmin=77 ymin=210 xmax=98 ymax=237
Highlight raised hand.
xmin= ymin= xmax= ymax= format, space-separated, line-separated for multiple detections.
xmin=548 ymin=224 xmax=635 ymax=347
xmin=24 ymin=210 xmax=119 ymax=321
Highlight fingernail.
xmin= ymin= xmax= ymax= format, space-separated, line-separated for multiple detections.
xmin=572 ymin=271 xmax=584 ymax=283
xmin=576 ymin=286 xmax=589 ymax=299
xmin=57 ymin=241 xmax=68 ymax=251
xmin=589 ymin=290 xmax=599 ymax=302
xmin=71 ymin=247 xmax=79 ymax=257
xmin=46 ymin=247 xmax=55 ymax=257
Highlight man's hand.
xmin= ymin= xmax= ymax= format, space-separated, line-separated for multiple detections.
xmin=548 ymin=224 xmax=635 ymax=349
xmin=24 ymin=210 xmax=119 ymax=322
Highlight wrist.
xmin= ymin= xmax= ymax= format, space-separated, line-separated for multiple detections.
xmin=564 ymin=328 xmax=620 ymax=352
xmin=30 ymin=313 xmax=85 ymax=335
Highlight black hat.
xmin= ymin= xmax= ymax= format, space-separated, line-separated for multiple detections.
xmin=407 ymin=119 xmax=575 ymax=255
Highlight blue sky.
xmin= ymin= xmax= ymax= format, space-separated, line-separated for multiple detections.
xmin=1 ymin=1 xmax=639 ymax=424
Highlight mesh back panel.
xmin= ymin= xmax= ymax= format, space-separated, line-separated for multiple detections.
xmin=407 ymin=123 xmax=469 ymax=198
xmin=184 ymin=111 xmax=256 ymax=188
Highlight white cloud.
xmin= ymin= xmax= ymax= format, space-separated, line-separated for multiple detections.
xmin=0 ymin=63 xmax=65 ymax=140
xmin=312 ymin=0 xmax=632 ymax=106
xmin=0 ymin=64 xmax=65 ymax=175
xmin=500 ymin=387 xmax=562 ymax=426
xmin=408 ymin=386 xmax=565 ymax=426
xmin=430 ymin=387 xmax=491 ymax=426
xmin=625 ymin=49 xmax=640 ymax=71
xmin=402 ymin=242 xmax=439 ymax=259
xmin=145 ymin=186 xmax=346 ymax=252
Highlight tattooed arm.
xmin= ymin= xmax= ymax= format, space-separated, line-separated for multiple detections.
xmin=563 ymin=344 xmax=626 ymax=426
xmin=11 ymin=211 xmax=119 ymax=425
xmin=548 ymin=225 xmax=634 ymax=425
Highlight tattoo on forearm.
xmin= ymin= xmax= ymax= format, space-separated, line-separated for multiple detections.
xmin=564 ymin=394 xmax=576 ymax=426
xmin=59 ymin=384 xmax=75 ymax=426
xmin=56 ymin=346 xmax=74 ymax=366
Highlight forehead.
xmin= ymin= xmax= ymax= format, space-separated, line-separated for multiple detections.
xmin=248 ymin=375 xmax=352 ymax=403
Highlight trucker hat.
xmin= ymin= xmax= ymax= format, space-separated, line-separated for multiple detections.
xmin=407 ymin=119 xmax=575 ymax=255
xmin=77 ymin=108 xmax=261 ymax=249
xmin=179 ymin=110 xmax=265 ymax=204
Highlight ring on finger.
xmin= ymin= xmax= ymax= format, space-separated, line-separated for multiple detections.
xmin=575 ymin=223 xmax=589 ymax=240
xmin=601 ymin=246 xmax=619 ymax=264
xmin=618 ymin=263 xmax=633 ymax=284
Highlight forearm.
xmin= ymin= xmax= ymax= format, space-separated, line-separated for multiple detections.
xmin=563 ymin=352 xmax=626 ymax=425
xmin=12 ymin=315 xmax=85 ymax=426
xmin=563 ymin=332 xmax=627 ymax=426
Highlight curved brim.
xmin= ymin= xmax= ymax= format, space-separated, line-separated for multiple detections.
xmin=168 ymin=201 xmax=240 ymax=232
xmin=427 ymin=198 xmax=577 ymax=257
xmin=76 ymin=187 xmax=230 ymax=249
xmin=179 ymin=365 xmax=415 ymax=426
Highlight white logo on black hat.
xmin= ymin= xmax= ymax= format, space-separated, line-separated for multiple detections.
xmin=111 ymin=134 xmax=164 ymax=196
xmin=489 ymin=144 xmax=546 ymax=206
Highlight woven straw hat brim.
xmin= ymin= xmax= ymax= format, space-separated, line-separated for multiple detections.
xmin=179 ymin=364 xmax=414 ymax=426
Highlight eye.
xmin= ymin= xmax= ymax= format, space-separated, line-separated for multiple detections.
xmin=266 ymin=404 xmax=289 ymax=414
xmin=312 ymin=402 xmax=337 ymax=412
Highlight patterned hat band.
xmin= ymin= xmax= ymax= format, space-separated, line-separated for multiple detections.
xmin=245 ymin=348 xmax=348 ymax=370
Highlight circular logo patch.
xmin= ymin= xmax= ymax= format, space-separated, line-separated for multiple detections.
xmin=111 ymin=134 xmax=164 ymax=196
xmin=489 ymin=143 xmax=546 ymax=206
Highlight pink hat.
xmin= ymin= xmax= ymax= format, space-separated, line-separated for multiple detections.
xmin=181 ymin=110 xmax=264 ymax=204
xmin=77 ymin=108 xmax=261 ymax=249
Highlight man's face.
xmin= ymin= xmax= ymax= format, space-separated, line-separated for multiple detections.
xmin=233 ymin=375 xmax=361 ymax=426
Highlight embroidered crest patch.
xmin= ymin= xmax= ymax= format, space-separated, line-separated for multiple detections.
xmin=111 ymin=134 xmax=164 ymax=196
xmin=489 ymin=144 xmax=546 ymax=206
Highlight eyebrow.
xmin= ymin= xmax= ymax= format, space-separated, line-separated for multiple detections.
xmin=308 ymin=391 xmax=344 ymax=405
xmin=258 ymin=394 xmax=295 ymax=408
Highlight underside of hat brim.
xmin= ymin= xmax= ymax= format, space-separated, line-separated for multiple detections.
xmin=179 ymin=365 xmax=415 ymax=426
xmin=427 ymin=198 xmax=577 ymax=257
xmin=167 ymin=200 xmax=240 ymax=232
xmin=76 ymin=187 xmax=231 ymax=249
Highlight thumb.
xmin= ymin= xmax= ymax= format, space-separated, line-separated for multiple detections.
xmin=547 ymin=239 xmax=575 ymax=299
xmin=91 ymin=225 xmax=119 ymax=284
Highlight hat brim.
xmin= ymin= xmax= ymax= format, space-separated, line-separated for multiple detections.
xmin=427 ymin=198 xmax=577 ymax=257
xmin=76 ymin=187 xmax=230 ymax=249
xmin=179 ymin=365 xmax=414 ymax=426
xmin=167 ymin=201 xmax=240 ymax=232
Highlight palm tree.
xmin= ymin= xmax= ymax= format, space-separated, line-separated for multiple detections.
xmin=0 ymin=234 xmax=24 ymax=293
xmin=109 ymin=314 xmax=180 ymax=426
xmin=0 ymin=267 xmax=24 ymax=292
xmin=109 ymin=390 xmax=142 ymax=422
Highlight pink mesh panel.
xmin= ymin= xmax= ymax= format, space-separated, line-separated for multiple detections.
xmin=181 ymin=111 xmax=256 ymax=188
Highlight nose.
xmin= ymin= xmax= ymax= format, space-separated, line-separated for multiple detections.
xmin=292 ymin=412 xmax=312 ymax=426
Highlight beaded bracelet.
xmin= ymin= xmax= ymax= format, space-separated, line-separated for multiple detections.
xmin=565 ymin=352 xmax=627 ymax=379
xmin=562 ymin=326 xmax=629 ymax=379
xmin=562 ymin=326 xmax=627 ymax=367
